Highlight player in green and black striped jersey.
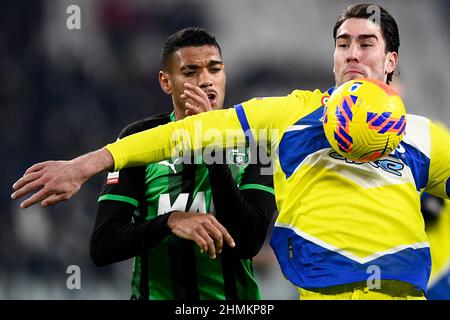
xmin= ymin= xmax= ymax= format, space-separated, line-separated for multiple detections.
xmin=90 ymin=28 xmax=276 ymax=299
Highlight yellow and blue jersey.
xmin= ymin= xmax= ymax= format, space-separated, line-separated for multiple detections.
xmin=426 ymin=198 xmax=450 ymax=299
xmin=106 ymin=87 xmax=450 ymax=293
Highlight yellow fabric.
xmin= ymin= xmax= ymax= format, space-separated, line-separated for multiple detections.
xmin=427 ymin=200 xmax=450 ymax=287
xmin=426 ymin=122 xmax=450 ymax=198
xmin=298 ymin=281 xmax=426 ymax=300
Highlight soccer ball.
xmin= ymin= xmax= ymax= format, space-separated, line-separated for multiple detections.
xmin=323 ymin=78 xmax=406 ymax=162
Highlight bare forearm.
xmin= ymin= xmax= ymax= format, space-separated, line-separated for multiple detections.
xmin=75 ymin=147 xmax=115 ymax=179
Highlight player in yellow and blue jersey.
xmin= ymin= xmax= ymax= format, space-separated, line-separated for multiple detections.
xmin=12 ymin=4 xmax=450 ymax=299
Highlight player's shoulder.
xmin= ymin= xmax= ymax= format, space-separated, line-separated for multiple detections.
xmin=406 ymin=113 xmax=430 ymax=124
xmin=401 ymin=114 xmax=436 ymax=158
xmin=243 ymin=88 xmax=323 ymax=107
xmin=289 ymin=88 xmax=329 ymax=110
xmin=289 ymin=88 xmax=324 ymax=100
xmin=404 ymin=113 xmax=436 ymax=138
xmin=119 ymin=112 xmax=172 ymax=139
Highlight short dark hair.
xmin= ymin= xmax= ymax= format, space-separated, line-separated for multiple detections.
xmin=333 ymin=3 xmax=400 ymax=84
xmin=161 ymin=27 xmax=222 ymax=71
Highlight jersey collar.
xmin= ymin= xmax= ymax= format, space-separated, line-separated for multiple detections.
xmin=169 ymin=111 xmax=176 ymax=122
xmin=326 ymin=86 xmax=335 ymax=96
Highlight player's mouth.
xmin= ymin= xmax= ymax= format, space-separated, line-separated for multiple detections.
xmin=344 ymin=69 xmax=365 ymax=77
xmin=205 ymin=90 xmax=218 ymax=107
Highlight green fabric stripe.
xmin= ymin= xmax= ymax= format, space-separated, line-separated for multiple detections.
xmin=148 ymin=239 xmax=173 ymax=299
xmin=97 ymin=194 xmax=139 ymax=207
xmin=170 ymin=111 xmax=176 ymax=122
xmin=130 ymin=256 xmax=141 ymax=299
xmin=239 ymin=184 xmax=275 ymax=195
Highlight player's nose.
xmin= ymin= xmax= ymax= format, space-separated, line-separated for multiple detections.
xmin=346 ymin=43 xmax=361 ymax=62
xmin=198 ymin=69 xmax=213 ymax=88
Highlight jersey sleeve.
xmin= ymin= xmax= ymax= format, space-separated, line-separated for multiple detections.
xmin=238 ymin=90 xmax=312 ymax=139
xmin=206 ymin=149 xmax=276 ymax=258
xmin=98 ymin=166 xmax=145 ymax=206
xmin=239 ymin=146 xmax=274 ymax=194
xmin=99 ymin=122 xmax=148 ymax=206
xmin=106 ymin=108 xmax=245 ymax=171
xmin=105 ymin=90 xmax=314 ymax=171
xmin=91 ymin=120 xmax=173 ymax=266
xmin=426 ymin=121 xmax=450 ymax=199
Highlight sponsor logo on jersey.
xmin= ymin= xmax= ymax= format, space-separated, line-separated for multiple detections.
xmin=157 ymin=192 xmax=214 ymax=215
xmin=329 ymin=151 xmax=405 ymax=176
xmin=106 ymin=171 xmax=119 ymax=184
xmin=158 ymin=159 xmax=180 ymax=174
xmin=229 ymin=147 xmax=249 ymax=167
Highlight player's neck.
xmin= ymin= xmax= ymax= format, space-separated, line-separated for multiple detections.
xmin=173 ymin=108 xmax=185 ymax=121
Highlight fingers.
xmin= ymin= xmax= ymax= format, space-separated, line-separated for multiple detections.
xmin=210 ymin=218 xmax=235 ymax=249
xmin=198 ymin=216 xmax=235 ymax=257
xmin=185 ymin=109 xmax=196 ymax=117
xmin=167 ymin=212 xmax=235 ymax=259
xmin=19 ymin=188 xmax=54 ymax=209
xmin=197 ymin=228 xmax=217 ymax=259
xmin=183 ymin=88 xmax=208 ymax=106
xmin=24 ymin=161 xmax=48 ymax=175
xmin=183 ymin=91 xmax=209 ymax=110
xmin=223 ymin=230 xmax=236 ymax=249
xmin=184 ymin=82 xmax=208 ymax=98
xmin=11 ymin=173 xmax=45 ymax=201
xmin=187 ymin=220 xmax=221 ymax=259
xmin=184 ymin=102 xmax=201 ymax=116
xmin=181 ymin=83 xmax=211 ymax=113
xmin=203 ymin=220 xmax=224 ymax=256
xmin=12 ymin=171 xmax=43 ymax=192
xmin=41 ymin=193 xmax=71 ymax=207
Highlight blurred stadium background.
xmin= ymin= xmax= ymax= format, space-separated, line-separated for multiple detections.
xmin=1 ymin=0 xmax=449 ymax=299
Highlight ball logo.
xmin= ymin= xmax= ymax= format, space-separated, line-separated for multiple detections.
xmin=348 ymin=81 xmax=363 ymax=92
xmin=367 ymin=112 xmax=406 ymax=135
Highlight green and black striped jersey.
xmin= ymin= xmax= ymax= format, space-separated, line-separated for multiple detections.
xmin=93 ymin=112 xmax=276 ymax=300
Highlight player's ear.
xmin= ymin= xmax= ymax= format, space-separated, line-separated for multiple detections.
xmin=385 ymin=51 xmax=398 ymax=75
xmin=159 ymin=71 xmax=172 ymax=95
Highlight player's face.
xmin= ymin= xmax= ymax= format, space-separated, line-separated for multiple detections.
xmin=162 ymin=45 xmax=226 ymax=112
xmin=333 ymin=18 xmax=398 ymax=87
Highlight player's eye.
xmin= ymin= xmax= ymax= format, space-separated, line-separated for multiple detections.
xmin=183 ymin=71 xmax=196 ymax=76
xmin=337 ymin=43 xmax=349 ymax=48
xmin=210 ymin=67 xmax=222 ymax=73
xmin=361 ymin=43 xmax=373 ymax=48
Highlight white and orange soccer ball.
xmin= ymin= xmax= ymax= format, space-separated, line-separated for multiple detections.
xmin=323 ymin=78 xmax=406 ymax=162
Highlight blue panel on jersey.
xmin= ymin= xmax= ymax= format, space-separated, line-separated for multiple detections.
xmin=278 ymin=107 xmax=331 ymax=179
xmin=391 ymin=142 xmax=430 ymax=191
xmin=270 ymin=226 xmax=431 ymax=293
xmin=234 ymin=104 xmax=254 ymax=144
xmin=427 ymin=272 xmax=450 ymax=299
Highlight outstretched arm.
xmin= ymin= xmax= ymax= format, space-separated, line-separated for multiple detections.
xmin=11 ymin=92 xmax=288 ymax=208
xmin=11 ymin=108 xmax=244 ymax=209
xmin=11 ymin=148 xmax=113 ymax=208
